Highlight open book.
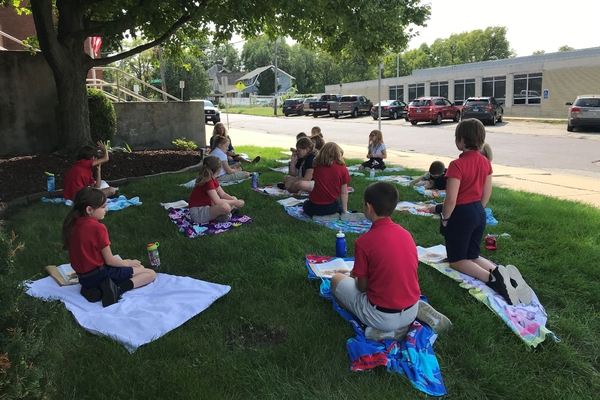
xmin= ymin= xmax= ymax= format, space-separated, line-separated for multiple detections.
xmin=309 ymin=258 xmax=354 ymax=279
xmin=45 ymin=264 xmax=79 ymax=286
xmin=416 ymin=245 xmax=448 ymax=264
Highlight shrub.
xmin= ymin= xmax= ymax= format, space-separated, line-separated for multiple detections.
xmin=172 ymin=137 xmax=198 ymax=151
xmin=218 ymin=102 xmax=226 ymax=109
xmin=87 ymin=88 xmax=117 ymax=144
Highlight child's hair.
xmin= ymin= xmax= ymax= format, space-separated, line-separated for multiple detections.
xmin=364 ymin=182 xmax=398 ymax=217
xmin=61 ymin=187 xmax=107 ymax=250
xmin=296 ymin=137 xmax=316 ymax=153
xmin=311 ymin=126 xmax=323 ymax=138
xmin=212 ymin=122 xmax=226 ymax=137
xmin=296 ymin=132 xmax=308 ymax=140
xmin=480 ymin=143 xmax=493 ymax=162
xmin=212 ymin=135 xmax=229 ymax=150
xmin=455 ymin=119 xmax=486 ymax=150
xmin=368 ymin=130 xmax=384 ymax=148
xmin=76 ymin=145 xmax=98 ymax=160
xmin=195 ymin=155 xmax=222 ymax=186
xmin=429 ymin=161 xmax=445 ymax=176
xmin=314 ymin=142 xmax=344 ymax=167
xmin=310 ymin=135 xmax=325 ymax=150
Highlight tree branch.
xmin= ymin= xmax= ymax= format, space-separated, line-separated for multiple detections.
xmin=30 ymin=0 xmax=63 ymax=63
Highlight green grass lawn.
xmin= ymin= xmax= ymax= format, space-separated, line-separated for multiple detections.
xmin=221 ymin=106 xmax=277 ymax=116
xmin=4 ymin=145 xmax=600 ymax=399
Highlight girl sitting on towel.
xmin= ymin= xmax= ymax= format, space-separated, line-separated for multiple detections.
xmin=188 ymin=155 xmax=245 ymax=224
xmin=302 ymin=142 xmax=351 ymax=218
xmin=279 ymin=137 xmax=318 ymax=193
xmin=61 ymin=187 xmax=156 ymax=308
xmin=210 ymin=136 xmax=251 ymax=184
xmin=209 ymin=122 xmax=260 ymax=164
xmin=358 ymin=129 xmax=387 ymax=171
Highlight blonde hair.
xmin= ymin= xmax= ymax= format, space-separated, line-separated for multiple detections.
xmin=212 ymin=135 xmax=229 ymax=151
xmin=314 ymin=142 xmax=344 ymax=167
xmin=480 ymin=143 xmax=493 ymax=162
xmin=368 ymin=129 xmax=384 ymax=148
xmin=195 ymin=156 xmax=222 ymax=186
xmin=311 ymin=126 xmax=323 ymax=138
xmin=212 ymin=122 xmax=227 ymax=137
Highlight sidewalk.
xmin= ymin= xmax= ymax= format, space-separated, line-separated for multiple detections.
xmin=229 ymin=128 xmax=600 ymax=208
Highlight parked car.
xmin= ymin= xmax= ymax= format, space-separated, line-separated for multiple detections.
xmin=309 ymin=94 xmax=342 ymax=117
xmin=302 ymin=97 xmax=317 ymax=116
xmin=370 ymin=100 xmax=407 ymax=120
xmin=329 ymin=95 xmax=373 ymax=118
xmin=566 ymin=95 xmax=600 ymax=132
xmin=407 ymin=97 xmax=461 ymax=125
xmin=461 ymin=96 xmax=504 ymax=125
xmin=202 ymin=100 xmax=220 ymax=124
xmin=282 ymin=98 xmax=304 ymax=116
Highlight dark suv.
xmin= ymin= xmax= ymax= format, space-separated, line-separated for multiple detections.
xmin=462 ymin=97 xmax=504 ymax=125
xmin=283 ymin=98 xmax=304 ymax=116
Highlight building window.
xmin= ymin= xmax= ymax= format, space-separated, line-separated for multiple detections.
xmin=513 ymin=73 xmax=542 ymax=105
xmin=408 ymin=83 xmax=425 ymax=101
xmin=430 ymin=81 xmax=448 ymax=98
xmin=454 ymin=79 xmax=475 ymax=106
xmin=389 ymin=85 xmax=404 ymax=101
xmin=482 ymin=76 xmax=506 ymax=102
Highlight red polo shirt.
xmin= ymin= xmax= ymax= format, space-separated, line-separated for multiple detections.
xmin=68 ymin=217 xmax=110 ymax=274
xmin=445 ymin=150 xmax=493 ymax=205
xmin=63 ymin=159 xmax=95 ymax=200
xmin=352 ymin=218 xmax=420 ymax=310
xmin=309 ymin=162 xmax=351 ymax=204
xmin=189 ymin=178 xmax=220 ymax=207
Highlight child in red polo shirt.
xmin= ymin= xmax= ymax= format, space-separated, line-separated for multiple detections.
xmin=63 ymin=141 xmax=116 ymax=200
xmin=62 ymin=187 xmax=156 ymax=307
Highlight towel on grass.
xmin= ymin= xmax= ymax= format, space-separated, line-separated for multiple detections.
xmin=414 ymin=186 xmax=446 ymax=199
xmin=25 ymin=272 xmax=230 ymax=353
xmin=42 ymin=195 xmax=141 ymax=211
xmin=368 ymin=175 xmax=413 ymax=185
xmin=180 ymin=177 xmax=250 ymax=188
xmin=275 ymin=159 xmax=290 ymax=163
xmin=270 ymin=166 xmax=289 ymax=173
xmin=284 ymin=204 xmax=371 ymax=234
xmin=255 ymin=185 xmax=354 ymax=197
xmin=166 ymin=206 xmax=252 ymax=238
xmin=417 ymin=245 xmax=559 ymax=347
xmin=305 ymin=255 xmax=446 ymax=397
xmin=395 ymin=201 xmax=437 ymax=217
xmin=486 ymin=207 xmax=498 ymax=225
xmin=347 ymin=165 xmax=405 ymax=173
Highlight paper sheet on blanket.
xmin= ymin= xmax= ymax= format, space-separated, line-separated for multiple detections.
xmin=277 ymin=197 xmax=307 ymax=207
xmin=161 ymin=200 xmax=189 ymax=209
xmin=416 ymin=245 xmax=448 ymax=263
xmin=270 ymin=166 xmax=289 ymax=173
xmin=281 ymin=151 xmax=292 ymax=156
xmin=276 ymin=159 xmax=290 ymax=164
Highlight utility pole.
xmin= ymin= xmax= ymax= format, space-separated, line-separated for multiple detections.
xmin=159 ymin=46 xmax=167 ymax=101
xmin=273 ymin=37 xmax=281 ymax=116
xmin=378 ymin=62 xmax=382 ymax=131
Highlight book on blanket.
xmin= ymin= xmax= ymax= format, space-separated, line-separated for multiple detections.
xmin=45 ymin=264 xmax=79 ymax=286
xmin=309 ymin=258 xmax=354 ymax=278
xmin=416 ymin=245 xmax=448 ymax=264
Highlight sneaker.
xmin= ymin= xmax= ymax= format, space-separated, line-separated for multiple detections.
xmin=505 ymin=264 xmax=532 ymax=305
xmin=312 ymin=213 xmax=340 ymax=222
xmin=251 ymin=156 xmax=261 ymax=164
xmin=365 ymin=326 xmax=410 ymax=342
xmin=276 ymin=182 xmax=286 ymax=190
xmin=230 ymin=207 xmax=240 ymax=217
xmin=80 ymin=286 xmax=102 ymax=303
xmin=213 ymin=213 xmax=232 ymax=223
xmin=340 ymin=212 xmax=366 ymax=222
xmin=100 ymin=277 xmax=119 ymax=307
xmin=487 ymin=265 xmax=519 ymax=305
xmin=416 ymin=300 xmax=452 ymax=333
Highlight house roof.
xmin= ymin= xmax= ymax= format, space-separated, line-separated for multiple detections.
xmin=237 ymin=65 xmax=295 ymax=81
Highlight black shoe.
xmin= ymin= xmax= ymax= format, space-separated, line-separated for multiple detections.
xmin=100 ymin=277 xmax=119 ymax=308
xmin=80 ymin=286 xmax=102 ymax=303
xmin=231 ymin=207 xmax=240 ymax=216
xmin=276 ymin=182 xmax=285 ymax=190
xmin=252 ymin=156 xmax=261 ymax=164
xmin=486 ymin=265 xmax=518 ymax=305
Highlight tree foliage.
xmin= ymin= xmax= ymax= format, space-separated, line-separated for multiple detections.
xmin=558 ymin=45 xmax=575 ymax=52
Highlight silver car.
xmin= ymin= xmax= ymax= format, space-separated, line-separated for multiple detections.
xmin=302 ymin=97 xmax=317 ymax=116
xmin=566 ymin=95 xmax=600 ymax=132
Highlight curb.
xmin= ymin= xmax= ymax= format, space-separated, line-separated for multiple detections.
xmin=0 ymin=161 xmax=203 ymax=218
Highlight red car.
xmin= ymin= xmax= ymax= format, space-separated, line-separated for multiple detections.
xmin=407 ymin=97 xmax=461 ymax=125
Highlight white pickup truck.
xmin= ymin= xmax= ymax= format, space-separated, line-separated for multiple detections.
xmin=329 ymin=95 xmax=373 ymax=118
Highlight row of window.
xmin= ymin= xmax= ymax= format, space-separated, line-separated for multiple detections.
xmin=389 ymin=73 xmax=543 ymax=105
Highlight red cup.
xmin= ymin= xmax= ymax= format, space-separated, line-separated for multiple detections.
xmin=485 ymin=236 xmax=497 ymax=250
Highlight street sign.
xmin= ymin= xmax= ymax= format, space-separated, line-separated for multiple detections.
xmin=236 ymin=81 xmax=246 ymax=92
xmin=150 ymin=79 xmax=162 ymax=83
xmin=543 ymin=89 xmax=549 ymax=99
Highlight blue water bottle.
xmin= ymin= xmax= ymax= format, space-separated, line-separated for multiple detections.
xmin=251 ymin=172 xmax=259 ymax=190
xmin=336 ymin=230 xmax=347 ymax=258
xmin=45 ymin=172 xmax=55 ymax=192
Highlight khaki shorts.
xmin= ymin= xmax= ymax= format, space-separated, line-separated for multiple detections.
xmin=189 ymin=206 xmax=211 ymax=224
xmin=217 ymin=171 xmax=247 ymax=183
xmin=334 ymin=277 xmax=418 ymax=331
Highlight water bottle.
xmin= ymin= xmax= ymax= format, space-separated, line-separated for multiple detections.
xmin=45 ymin=172 xmax=55 ymax=192
xmin=147 ymin=242 xmax=161 ymax=270
xmin=251 ymin=172 xmax=259 ymax=190
xmin=336 ymin=230 xmax=347 ymax=258
xmin=369 ymin=168 xmax=375 ymax=179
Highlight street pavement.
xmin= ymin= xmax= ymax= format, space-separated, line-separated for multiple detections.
xmin=212 ymin=116 xmax=600 ymax=208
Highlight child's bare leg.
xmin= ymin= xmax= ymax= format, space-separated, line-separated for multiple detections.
xmin=449 ymin=259 xmax=492 ymax=282
xmin=330 ymin=273 xmax=351 ymax=311
xmin=288 ymin=180 xmax=312 ymax=193
xmin=358 ymin=165 xmax=365 ymax=170
xmin=283 ymin=175 xmax=297 ymax=188
xmin=473 ymin=257 xmax=496 ymax=272
xmin=130 ymin=266 xmax=157 ymax=288
xmin=101 ymin=187 xmax=116 ymax=198
xmin=209 ymin=203 xmax=232 ymax=220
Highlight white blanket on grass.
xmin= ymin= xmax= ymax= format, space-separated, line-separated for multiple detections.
xmin=25 ymin=273 xmax=231 ymax=353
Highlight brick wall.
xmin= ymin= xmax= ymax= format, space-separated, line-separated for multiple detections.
xmin=0 ymin=3 xmax=36 ymax=50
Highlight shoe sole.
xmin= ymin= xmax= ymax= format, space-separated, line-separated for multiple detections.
xmin=495 ymin=265 xmax=520 ymax=305
xmin=365 ymin=326 xmax=409 ymax=341
xmin=100 ymin=278 xmax=119 ymax=308
xmin=417 ymin=300 xmax=452 ymax=333
xmin=505 ymin=264 xmax=533 ymax=305
xmin=340 ymin=212 xmax=366 ymax=222
xmin=312 ymin=213 xmax=340 ymax=222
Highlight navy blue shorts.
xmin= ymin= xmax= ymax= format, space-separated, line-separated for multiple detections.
xmin=302 ymin=199 xmax=341 ymax=216
xmin=441 ymin=202 xmax=486 ymax=263
xmin=78 ymin=265 xmax=134 ymax=289
xmin=361 ymin=158 xmax=386 ymax=170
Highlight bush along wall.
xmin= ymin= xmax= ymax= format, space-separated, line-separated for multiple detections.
xmin=87 ymin=88 xmax=117 ymax=144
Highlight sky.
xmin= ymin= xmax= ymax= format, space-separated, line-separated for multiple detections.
xmin=230 ymin=0 xmax=600 ymax=58
xmin=406 ymin=0 xmax=600 ymax=56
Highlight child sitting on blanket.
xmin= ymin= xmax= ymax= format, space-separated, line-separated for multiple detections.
xmin=211 ymin=136 xmax=251 ymax=184
xmin=209 ymin=122 xmax=260 ymax=164
xmin=278 ymin=137 xmax=318 ymax=193
xmin=330 ymin=182 xmax=422 ymax=338
xmin=62 ymin=187 xmax=156 ymax=307
xmin=428 ymin=119 xmax=522 ymax=305
xmin=302 ymin=142 xmax=351 ymax=219
xmin=63 ymin=141 xmax=116 ymax=201
xmin=358 ymin=129 xmax=387 ymax=171
xmin=189 ymin=155 xmax=245 ymax=223
xmin=410 ymin=161 xmax=447 ymax=190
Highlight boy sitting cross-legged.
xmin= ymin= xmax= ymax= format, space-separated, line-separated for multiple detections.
xmin=331 ymin=181 xmax=451 ymax=341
